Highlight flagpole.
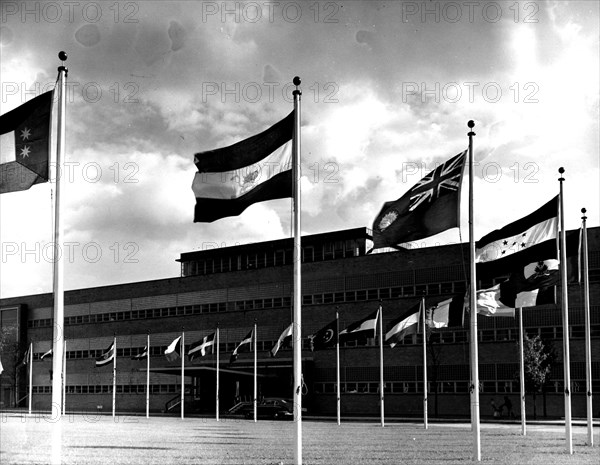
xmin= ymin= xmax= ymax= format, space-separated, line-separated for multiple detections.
xmin=467 ymin=120 xmax=481 ymax=461
xmin=421 ymin=297 xmax=428 ymax=430
xmin=558 ymin=168 xmax=573 ymax=454
xmin=112 ymin=335 xmax=116 ymax=418
xmin=181 ymin=329 xmax=185 ymax=420
xmin=254 ymin=320 xmax=257 ymax=423
xmin=146 ymin=332 xmax=150 ymax=419
xmin=62 ymin=339 xmax=66 ymax=416
xmin=51 ymin=51 xmax=67 ymax=419
xmin=28 ymin=342 xmax=33 ymax=415
xmin=379 ymin=305 xmax=385 ymax=427
xmin=518 ymin=307 xmax=526 ymax=435
xmin=581 ymin=208 xmax=593 ymax=446
xmin=292 ymin=76 xmax=303 ymax=465
xmin=216 ymin=325 xmax=220 ymax=422
xmin=336 ymin=311 xmax=341 ymax=426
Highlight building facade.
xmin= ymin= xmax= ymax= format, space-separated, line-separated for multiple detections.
xmin=1 ymin=227 xmax=598 ymax=418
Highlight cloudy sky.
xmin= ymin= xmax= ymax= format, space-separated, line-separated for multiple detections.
xmin=1 ymin=1 xmax=598 ymax=298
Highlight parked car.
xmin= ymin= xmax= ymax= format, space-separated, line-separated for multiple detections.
xmin=242 ymin=398 xmax=303 ymax=420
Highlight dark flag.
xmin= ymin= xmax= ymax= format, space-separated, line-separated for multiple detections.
xmin=310 ymin=318 xmax=338 ymax=351
xmin=230 ymin=330 xmax=253 ymax=364
xmin=385 ymin=303 xmax=420 ymax=347
xmin=270 ymin=324 xmax=293 ymax=357
xmin=188 ymin=333 xmax=216 ymax=361
xmin=372 ymin=150 xmax=466 ymax=248
xmin=339 ymin=309 xmax=379 ymax=344
xmin=192 ymin=111 xmax=294 ymax=222
xmin=1 ymin=91 xmax=53 ymax=194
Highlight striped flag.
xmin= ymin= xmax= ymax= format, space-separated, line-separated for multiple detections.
xmin=188 ymin=332 xmax=216 ymax=361
xmin=426 ymin=295 xmax=465 ymax=328
xmin=385 ymin=304 xmax=420 ymax=347
xmin=96 ymin=342 xmax=115 ymax=367
xmin=476 ymin=196 xmax=558 ymax=264
xmin=192 ymin=111 xmax=294 ymax=222
xmin=270 ymin=323 xmax=293 ymax=357
xmin=230 ymin=330 xmax=253 ymax=364
xmin=339 ymin=309 xmax=379 ymax=344
xmin=21 ymin=344 xmax=31 ymax=366
xmin=131 ymin=346 xmax=148 ymax=361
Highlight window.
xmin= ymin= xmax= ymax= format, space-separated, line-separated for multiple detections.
xmin=302 ymin=295 xmax=312 ymax=305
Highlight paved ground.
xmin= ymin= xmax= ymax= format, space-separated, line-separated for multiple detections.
xmin=1 ymin=412 xmax=598 ymax=464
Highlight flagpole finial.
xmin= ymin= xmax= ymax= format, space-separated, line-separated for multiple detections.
xmin=467 ymin=120 xmax=475 ymax=136
xmin=58 ymin=51 xmax=68 ymax=75
xmin=558 ymin=167 xmax=565 ymax=181
xmin=293 ymin=76 xmax=301 ymax=96
xmin=581 ymin=208 xmax=587 ymax=220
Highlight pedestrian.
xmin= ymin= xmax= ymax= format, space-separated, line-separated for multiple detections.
xmin=490 ymin=399 xmax=501 ymax=418
xmin=501 ymin=396 xmax=514 ymax=419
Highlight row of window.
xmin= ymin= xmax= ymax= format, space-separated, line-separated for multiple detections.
xmin=30 ymin=323 xmax=600 ymax=362
xmin=32 ymin=384 xmax=181 ymax=395
xmin=181 ymin=239 xmax=364 ymax=277
xmin=27 ymin=282 xmax=470 ymax=328
xmin=313 ymin=379 xmax=600 ymax=395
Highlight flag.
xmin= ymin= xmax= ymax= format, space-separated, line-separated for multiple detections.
xmin=40 ymin=348 xmax=53 ymax=360
xmin=339 ymin=309 xmax=379 ymax=344
xmin=476 ymin=196 xmax=558 ymax=264
xmin=21 ymin=345 xmax=31 ymax=366
xmin=385 ymin=303 xmax=420 ymax=347
xmin=310 ymin=318 xmax=338 ymax=351
xmin=427 ymin=295 xmax=465 ymax=328
xmin=372 ymin=150 xmax=466 ymax=248
xmin=95 ymin=342 xmax=115 ymax=367
xmin=230 ymin=330 xmax=253 ymax=364
xmin=477 ymin=259 xmax=560 ymax=317
xmin=0 ymin=359 xmax=3 ymax=375
xmin=1 ymin=91 xmax=53 ymax=194
xmin=164 ymin=336 xmax=182 ymax=362
xmin=192 ymin=111 xmax=294 ymax=222
xmin=188 ymin=332 xmax=216 ymax=361
xmin=131 ymin=346 xmax=148 ymax=361
xmin=270 ymin=323 xmax=293 ymax=357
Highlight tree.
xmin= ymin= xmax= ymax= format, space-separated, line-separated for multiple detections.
xmin=0 ymin=324 xmax=23 ymax=407
xmin=520 ymin=333 xmax=556 ymax=419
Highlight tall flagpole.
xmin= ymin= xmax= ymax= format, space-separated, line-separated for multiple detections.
xmin=518 ymin=307 xmax=526 ymax=435
xmin=467 ymin=120 xmax=481 ymax=461
xmin=216 ymin=325 xmax=220 ymax=422
xmin=336 ymin=312 xmax=341 ymax=426
xmin=51 ymin=51 xmax=67 ymax=419
xmin=292 ymin=76 xmax=303 ymax=465
xmin=28 ymin=342 xmax=33 ymax=415
xmin=254 ymin=321 xmax=257 ymax=423
xmin=581 ymin=208 xmax=593 ymax=446
xmin=146 ymin=332 xmax=150 ymax=419
xmin=62 ymin=339 xmax=66 ymax=416
xmin=112 ymin=335 xmax=116 ymax=418
xmin=379 ymin=305 xmax=385 ymax=427
xmin=181 ymin=329 xmax=185 ymax=420
xmin=558 ymin=168 xmax=573 ymax=454
xmin=421 ymin=297 xmax=428 ymax=430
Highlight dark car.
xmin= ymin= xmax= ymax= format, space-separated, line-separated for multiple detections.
xmin=242 ymin=398 xmax=299 ymax=420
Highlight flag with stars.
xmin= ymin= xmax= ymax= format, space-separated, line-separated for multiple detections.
xmin=476 ymin=196 xmax=558 ymax=264
xmin=372 ymin=150 xmax=466 ymax=248
xmin=192 ymin=111 xmax=294 ymax=222
xmin=0 ymin=91 xmax=53 ymax=194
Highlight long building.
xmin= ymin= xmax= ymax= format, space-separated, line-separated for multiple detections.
xmin=1 ymin=227 xmax=598 ymax=418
